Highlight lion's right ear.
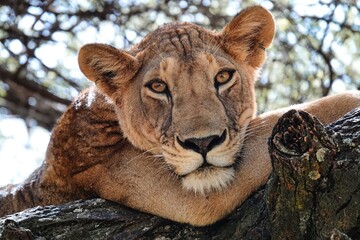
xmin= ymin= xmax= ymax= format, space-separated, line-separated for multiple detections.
xmin=220 ymin=6 xmax=275 ymax=68
xmin=78 ymin=44 xmax=139 ymax=98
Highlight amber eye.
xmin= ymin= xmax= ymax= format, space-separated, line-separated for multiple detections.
xmin=146 ymin=80 xmax=168 ymax=94
xmin=214 ymin=69 xmax=235 ymax=87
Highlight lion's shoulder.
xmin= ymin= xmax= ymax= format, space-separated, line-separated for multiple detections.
xmin=49 ymin=88 xmax=126 ymax=171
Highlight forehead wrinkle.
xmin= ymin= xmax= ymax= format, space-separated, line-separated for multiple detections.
xmin=168 ymin=29 xmax=194 ymax=59
xmin=131 ymin=24 xmax=227 ymax=68
xmin=152 ymin=25 xmax=211 ymax=59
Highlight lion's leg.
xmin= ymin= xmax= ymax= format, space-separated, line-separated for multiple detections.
xmin=259 ymin=90 xmax=360 ymax=125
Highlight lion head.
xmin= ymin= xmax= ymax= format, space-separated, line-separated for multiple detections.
xmin=78 ymin=6 xmax=275 ymax=194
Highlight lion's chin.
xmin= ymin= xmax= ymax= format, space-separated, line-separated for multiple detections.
xmin=181 ymin=167 xmax=235 ymax=195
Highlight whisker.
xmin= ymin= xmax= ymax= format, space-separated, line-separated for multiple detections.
xmin=126 ymin=146 xmax=163 ymax=164
xmin=149 ymin=45 xmax=165 ymax=61
xmin=243 ymin=121 xmax=272 ymax=136
xmin=210 ymin=40 xmax=223 ymax=56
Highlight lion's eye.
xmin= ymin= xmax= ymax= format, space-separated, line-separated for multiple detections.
xmin=146 ymin=80 xmax=168 ymax=94
xmin=214 ymin=69 xmax=235 ymax=88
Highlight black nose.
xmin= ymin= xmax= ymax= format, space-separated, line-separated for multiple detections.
xmin=177 ymin=130 xmax=227 ymax=158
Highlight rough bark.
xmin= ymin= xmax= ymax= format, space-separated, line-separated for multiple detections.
xmin=267 ymin=108 xmax=360 ymax=240
xmin=1 ymin=108 xmax=359 ymax=240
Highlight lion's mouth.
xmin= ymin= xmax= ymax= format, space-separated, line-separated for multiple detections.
xmin=180 ymin=162 xmax=234 ymax=177
xmin=180 ymin=164 xmax=236 ymax=194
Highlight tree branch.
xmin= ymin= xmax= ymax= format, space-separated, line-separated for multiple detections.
xmin=1 ymin=108 xmax=359 ymax=239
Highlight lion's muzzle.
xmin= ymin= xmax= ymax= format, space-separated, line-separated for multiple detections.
xmin=161 ymin=128 xmax=241 ymax=194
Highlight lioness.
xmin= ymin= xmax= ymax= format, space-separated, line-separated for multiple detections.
xmin=1 ymin=6 xmax=359 ymax=226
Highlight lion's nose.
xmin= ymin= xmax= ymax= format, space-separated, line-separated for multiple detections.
xmin=177 ymin=130 xmax=227 ymax=158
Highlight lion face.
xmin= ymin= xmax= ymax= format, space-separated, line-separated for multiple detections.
xmin=132 ymin=53 xmax=256 ymax=194
xmin=78 ymin=6 xmax=275 ymax=194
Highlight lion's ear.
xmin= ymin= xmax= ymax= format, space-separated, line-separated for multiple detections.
xmin=220 ymin=6 xmax=275 ymax=68
xmin=78 ymin=43 xmax=139 ymax=98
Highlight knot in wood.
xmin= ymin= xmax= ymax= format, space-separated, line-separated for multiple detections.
xmin=270 ymin=109 xmax=313 ymax=156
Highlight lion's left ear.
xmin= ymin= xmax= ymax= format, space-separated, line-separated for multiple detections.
xmin=220 ymin=6 xmax=275 ymax=68
xmin=78 ymin=43 xmax=140 ymax=98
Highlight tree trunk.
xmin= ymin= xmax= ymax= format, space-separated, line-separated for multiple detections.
xmin=267 ymin=108 xmax=360 ymax=240
xmin=1 ymin=108 xmax=359 ymax=240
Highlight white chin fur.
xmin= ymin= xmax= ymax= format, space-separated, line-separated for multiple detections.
xmin=181 ymin=167 xmax=235 ymax=195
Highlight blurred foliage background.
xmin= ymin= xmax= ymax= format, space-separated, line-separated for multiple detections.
xmin=0 ymin=0 xmax=359 ymax=183
xmin=1 ymin=0 xmax=360 ymax=129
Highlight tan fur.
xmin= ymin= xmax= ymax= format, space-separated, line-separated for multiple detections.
xmin=1 ymin=6 xmax=359 ymax=226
